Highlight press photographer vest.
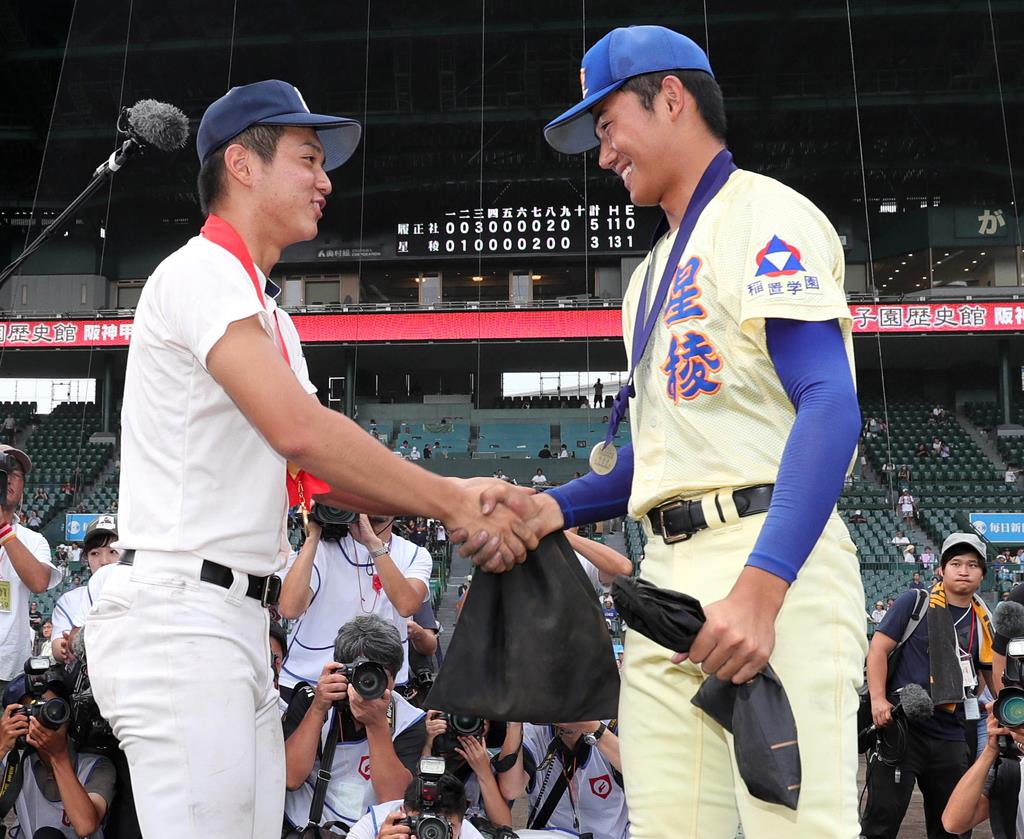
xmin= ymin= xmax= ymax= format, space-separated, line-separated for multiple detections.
xmin=11 ymin=752 xmax=106 ymax=839
xmin=284 ymin=694 xmax=424 ymax=828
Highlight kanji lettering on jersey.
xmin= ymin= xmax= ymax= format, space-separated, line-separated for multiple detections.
xmin=663 ymin=257 xmax=705 ymax=326
xmin=754 ymin=235 xmax=805 ymax=277
xmin=661 ymin=330 xmax=723 ymax=403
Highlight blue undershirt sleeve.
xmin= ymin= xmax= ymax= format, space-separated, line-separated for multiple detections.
xmin=546 ymin=444 xmax=633 ymax=529
xmin=746 ymin=318 xmax=860 ymax=584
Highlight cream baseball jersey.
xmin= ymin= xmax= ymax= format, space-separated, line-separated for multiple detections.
xmin=622 ymin=168 xmax=854 ymax=517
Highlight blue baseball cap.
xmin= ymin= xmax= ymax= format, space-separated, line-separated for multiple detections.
xmin=544 ymin=26 xmax=714 ymax=154
xmin=197 ymin=80 xmax=362 ymax=171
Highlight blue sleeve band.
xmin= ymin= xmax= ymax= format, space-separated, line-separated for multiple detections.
xmin=746 ymin=319 xmax=860 ymax=584
xmin=547 ymin=444 xmax=633 ymax=528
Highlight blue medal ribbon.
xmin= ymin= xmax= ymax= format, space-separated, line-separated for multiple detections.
xmin=601 ymin=148 xmax=737 ymax=450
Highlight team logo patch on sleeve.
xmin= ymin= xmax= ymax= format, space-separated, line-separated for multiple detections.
xmin=754 ymin=235 xmax=805 ymax=277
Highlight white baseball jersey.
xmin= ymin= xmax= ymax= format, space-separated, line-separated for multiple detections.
xmin=621 ymin=169 xmax=853 ymax=517
xmin=284 ymin=693 xmax=425 ymax=828
xmin=280 ymin=534 xmax=432 ymax=688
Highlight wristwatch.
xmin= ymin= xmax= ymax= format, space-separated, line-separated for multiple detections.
xmin=583 ymin=723 xmax=607 ymax=746
xmin=369 ymin=544 xmax=390 ymax=559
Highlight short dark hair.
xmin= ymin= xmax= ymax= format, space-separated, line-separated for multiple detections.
xmin=940 ymin=547 xmax=987 ymax=575
xmin=196 ymin=124 xmax=287 ymax=216
xmin=619 ymin=69 xmax=726 ymax=141
xmin=403 ymin=773 xmax=468 ymax=819
xmin=334 ymin=614 xmax=404 ymax=679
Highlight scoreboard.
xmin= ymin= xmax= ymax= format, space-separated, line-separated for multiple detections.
xmin=394 ymin=202 xmax=647 ymax=257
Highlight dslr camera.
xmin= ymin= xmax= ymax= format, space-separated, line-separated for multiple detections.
xmin=994 ymin=637 xmax=1024 ymax=729
xmin=15 ymin=657 xmax=71 ymax=744
xmin=432 ymin=712 xmax=484 ymax=758
xmin=399 ymin=756 xmax=452 ymax=839
xmin=336 ymin=655 xmax=389 ymax=703
xmin=309 ymin=505 xmax=358 ymax=541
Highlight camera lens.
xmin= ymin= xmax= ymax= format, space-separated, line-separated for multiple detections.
xmin=38 ymin=698 xmax=70 ymax=730
xmin=415 ymin=815 xmax=450 ymax=839
xmin=451 ymin=715 xmax=483 ymax=737
xmin=995 ymin=688 xmax=1024 ymax=728
xmin=351 ymin=661 xmax=388 ymax=700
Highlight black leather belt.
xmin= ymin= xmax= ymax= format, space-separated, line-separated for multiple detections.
xmin=647 ymin=484 xmax=774 ymax=544
xmin=118 ymin=550 xmax=281 ymax=606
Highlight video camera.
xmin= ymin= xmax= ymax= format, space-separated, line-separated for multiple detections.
xmin=432 ymin=712 xmax=484 ymax=758
xmin=399 ymin=756 xmax=452 ymax=839
xmin=994 ymin=637 xmax=1024 ymax=730
xmin=309 ymin=505 xmax=357 ymax=542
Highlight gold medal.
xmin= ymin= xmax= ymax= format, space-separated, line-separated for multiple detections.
xmin=589 ymin=442 xmax=617 ymax=475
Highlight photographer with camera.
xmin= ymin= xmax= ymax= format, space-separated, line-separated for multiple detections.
xmin=346 ymin=760 xmax=486 ymax=839
xmin=278 ymin=509 xmax=432 ymax=697
xmin=862 ymin=532 xmax=997 ymax=839
xmin=0 ymin=446 xmax=62 ymax=696
xmin=422 ymin=713 xmax=514 ymax=828
xmin=50 ymin=517 xmax=120 ymax=664
xmin=283 ymin=615 xmax=427 ymax=832
xmin=500 ymin=721 xmax=627 ymax=839
xmin=0 ymin=659 xmax=116 ymax=838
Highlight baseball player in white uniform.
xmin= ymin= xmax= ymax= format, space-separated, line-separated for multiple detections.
xmin=501 ymin=25 xmax=866 ymax=839
xmin=84 ymin=80 xmax=536 ymax=839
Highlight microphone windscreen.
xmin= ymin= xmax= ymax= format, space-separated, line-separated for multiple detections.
xmin=126 ymin=100 xmax=189 ymax=152
xmin=899 ymin=683 xmax=934 ymax=722
xmin=994 ymin=601 xmax=1024 ymax=641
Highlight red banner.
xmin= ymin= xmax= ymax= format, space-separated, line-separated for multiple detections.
xmin=0 ymin=302 xmax=1020 ymax=348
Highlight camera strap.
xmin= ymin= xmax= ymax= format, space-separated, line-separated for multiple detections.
xmin=0 ymin=748 xmax=27 ymax=818
xmin=527 ymin=735 xmax=585 ymax=831
xmin=306 ymin=718 xmax=342 ymax=828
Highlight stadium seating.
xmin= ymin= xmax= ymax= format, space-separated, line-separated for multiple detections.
xmin=558 ymin=421 xmax=632 ymax=457
xmin=475 ymin=422 xmax=551 ymax=458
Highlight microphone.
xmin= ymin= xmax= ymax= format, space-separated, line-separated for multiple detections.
xmin=94 ymin=99 xmax=189 ymax=176
xmin=0 ymin=98 xmax=190 ymax=289
xmin=858 ymin=683 xmax=934 ymax=740
xmin=994 ymin=601 xmax=1024 ymax=644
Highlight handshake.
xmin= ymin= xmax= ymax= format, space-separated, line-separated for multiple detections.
xmin=445 ymin=478 xmax=565 ymax=573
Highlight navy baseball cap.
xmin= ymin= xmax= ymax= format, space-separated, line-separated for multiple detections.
xmin=197 ymin=79 xmax=362 ymax=171
xmin=544 ymin=25 xmax=714 ymax=154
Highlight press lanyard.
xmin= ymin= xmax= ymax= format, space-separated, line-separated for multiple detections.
xmin=200 ymin=213 xmax=291 ymax=363
xmin=601 ymin=149 xmax=737 ymax=450
xmin=954 ymin=606 xmax=976 ymax=656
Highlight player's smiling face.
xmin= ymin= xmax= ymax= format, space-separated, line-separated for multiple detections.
xmin=594 ymin=89 xmax=664 ymax=206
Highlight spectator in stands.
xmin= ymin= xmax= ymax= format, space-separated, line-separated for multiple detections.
xmin=501 ymin=720 xmax=627 ymax=838
xmin=0 ymin=673 xmax=116 ymax=839
xmin=865 ymin=416 xmax=880 ymax=438
xmin=0 ymin=415 xmax=14 ymax=444
xmin=34 ymin=619 xmax=53 ymax=657
xmin=909 ymin=571 xmax=927 ymax=591
xmin=891 ymin=530 xmax=911 ymax=548
xmin=898 ymin=490 xmax=917 ymax=524
xmin=848 ymin=509 xmax=866 ymax=524
xmin=278 ymin=513 xmax=431 ymax=697
xmin=25 ymin=510 xmax=41 ymax=529
xmin=538 ymin=444 xmax=552 ymax=459
xmin=423 ymin=444 xmax=432 ymax=460
xmin=870 ymin=601 xmax=887 ymax=624
xmin=1015 ymin=548 xmax=1024 ymax=563
xmin=51 ymin=515 xmax=120 ymax=662
xmin=345 ymin=773 xmax=484 ymax=839
xmin=399 ymin=440 xmax=411 ymax=456
xmin=914 ymin=442 xmax=929 ymax=459
xmin=931 ymin=437 xmax=943 ymax=455
xmin=409 ymin=446 xmax=422 ymax=461
xmin=557 ymin=444 xmax=570 ymax=459
xmin=0 ymin=445 xmax=60 ymax=695
xmin=920 ymin=545 xmax=935 ymax=571
xmin=862 ymin=532 xmax=994 ymax=839
xmin=929 ymin=405 xmax=946 ymax=425
xmin=939 ymin=443 xmax=951 ymax=460
xmin=32 ymin=487 xmax=47 ymax=504
xmin=902 ymin=544 xmax=917 ymax=564
xmin=369 ymin=418 xmax=378 ymax=435
xmin=896 ymin=464 xmax=911 ymax=484
xmin=593 ymin=378 xmax=604 ymax=408
xmin=283 ymin=616 xmax=426 ymax=830
xmin=531 ymin=469 xmax=548 ymax=487
xmin=1005 ymin=465 xmax=1020 ymax=486
xmin=886 ymin=597 xmax=895 ymax=610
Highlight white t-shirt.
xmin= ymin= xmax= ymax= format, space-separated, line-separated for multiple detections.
xmin=117 ymin=235 xmax=316 ymax=576
xmin=347 ymin=800 xmax=487 ymax=839
xmin=0 ymin=525 xmax=60 ymax=680
xmin=576 ymin=552 xmax=603 ymax=594
xmin=523 ymin=724 xmax=629 ymax=839
xmin=51 ymin=565 xmax=117 ymax=636
xmin=280 ymin=534 xmax=432 ymax=688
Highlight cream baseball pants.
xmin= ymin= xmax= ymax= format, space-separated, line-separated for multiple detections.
xmin=620 ymin=509 xmax=867 ymax=839
xmin=86 ymin=553 xmax=285 ymax=839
